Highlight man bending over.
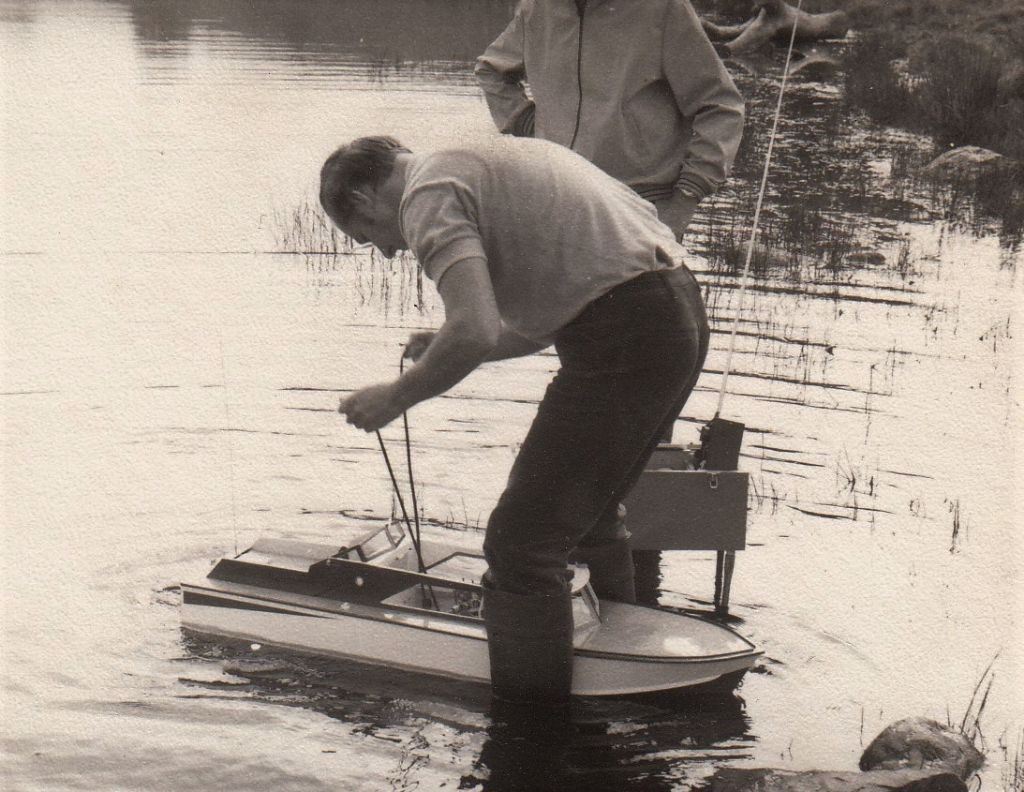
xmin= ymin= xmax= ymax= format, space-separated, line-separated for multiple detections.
xmin=322 ymin=135 xmax=709 ymax=704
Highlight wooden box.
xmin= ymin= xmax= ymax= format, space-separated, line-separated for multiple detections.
xmin=624 ymin=445 xmax=748 ymax=551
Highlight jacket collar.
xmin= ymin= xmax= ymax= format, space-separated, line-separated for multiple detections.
xmin=567 ymin=0 xmax=616 ymax=13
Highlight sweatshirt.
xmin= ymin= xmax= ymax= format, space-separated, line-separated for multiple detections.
xmin=475 ymin=0 xmax=745 ymax=203
xmin=400 ymin=137 xmax=685 ymax=344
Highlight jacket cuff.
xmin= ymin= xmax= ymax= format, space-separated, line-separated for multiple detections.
xmin=675 ymin=173 xmax=716 ymax=201
xmin=510 ymin=102 xmax=536 ymax=137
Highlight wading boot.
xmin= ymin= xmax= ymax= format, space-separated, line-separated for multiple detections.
xmin=570 ymin=504 xmax=637 ymax=603
xmin=631 ymin=549 xmax=662 ymax=607
xmin=482 ymin=697 xmax=572 ymax=787
xmin=481 ymin=585 xmax=574 ymax=705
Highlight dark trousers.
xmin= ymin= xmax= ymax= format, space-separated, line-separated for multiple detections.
xmin=484 ymin=266 xmax=710 ymax=595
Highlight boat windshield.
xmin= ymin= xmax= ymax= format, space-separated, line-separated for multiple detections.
xmin=573 ymin=585 xmax=601 ymax=637
xmin=351 ymin=522 xmax=405 ymax=561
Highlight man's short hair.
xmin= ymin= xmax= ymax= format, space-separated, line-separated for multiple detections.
xmin=319 ymin=136 xmax=410 ymax=225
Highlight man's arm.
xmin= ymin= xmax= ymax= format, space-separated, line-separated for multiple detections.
xmin=486 ymin=325 xmax=547 ymax=361
xmin=407 ymin=324 xmax=545 ymax=363
xmin=662 ymin=0 xmax=745 ymax=201
xmin=406 ymin=321 xmax=546 ymax=367
xmin=654 ymin=193 xmax=701 ymax=241
xmin=339 ymin=258 xmax=501 ymax=432
xmin=474 ymin=9 xmax=536 ymax=137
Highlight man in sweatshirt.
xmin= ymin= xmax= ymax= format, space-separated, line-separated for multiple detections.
xmin=322 ymin=135 xmax=709 ymax=702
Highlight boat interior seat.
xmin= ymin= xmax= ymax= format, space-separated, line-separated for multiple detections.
xmin=424 ymin=553 xmax=591 ymax=596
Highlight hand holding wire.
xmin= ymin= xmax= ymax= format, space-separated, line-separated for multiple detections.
xmin=339 ymin=383 xmax=404 ymax=432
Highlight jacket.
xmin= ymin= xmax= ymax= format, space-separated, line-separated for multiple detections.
xmin=474 ymin=0 xmax=745 ymax=202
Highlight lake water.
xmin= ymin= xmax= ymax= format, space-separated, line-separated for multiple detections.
xmin=2 ymin=1 xmax=1021 ymax=790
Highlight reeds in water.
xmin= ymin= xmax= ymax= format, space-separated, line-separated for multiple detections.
xmin=270 ymin=197 xmax=428 ymax=316
xmin=272 ymin=198 xmax=348 ymax=255
xmin=1003 ymin=727 xmax=1023 ymax=792
xmin=698 ymin=200 xmax=874 ymax=285
xmin=952 ymin=653 xmax=998 ymax=753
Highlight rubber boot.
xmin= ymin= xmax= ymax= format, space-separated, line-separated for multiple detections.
xmin=481 ymin=585 xmax=574 ymax=705
xmin=632 ymin=549 xmax=663 ymax=607
xmin=570 ymin=503 xmax=637 ymax=603
xmin=481 ymin=697 xmax=572 ymax=788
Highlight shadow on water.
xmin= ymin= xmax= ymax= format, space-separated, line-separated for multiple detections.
xmin=180 ymin=635 xmax=753 ymax=791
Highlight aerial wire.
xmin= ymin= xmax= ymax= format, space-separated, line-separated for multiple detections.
xmin=715 ymin=0 xmax=803 ymax=418
xmin=372 ymin=349 xmax=438 ymax=609
xmin=219 ymin=335 xmax=239 ymax=556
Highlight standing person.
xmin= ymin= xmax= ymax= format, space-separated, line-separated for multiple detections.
xmin=475 ymin=0 xmax=745 ymax=241
xmin=321 ymin=135 xmax=709 ymax=703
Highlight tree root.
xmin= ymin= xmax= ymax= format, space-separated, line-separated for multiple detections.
xmin=702 ymin=0 xmax=850 ymax=55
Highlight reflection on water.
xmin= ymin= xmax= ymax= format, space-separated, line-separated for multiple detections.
xmin=473 ymin=696 xmax=749 ymax=792
xmin=127 ymin=0 xmax=514 ymax=81
xmin=2 ymin=2 xmax=1020 ymax=791
xmin=180 ymin=637 xmax=752 ymax=791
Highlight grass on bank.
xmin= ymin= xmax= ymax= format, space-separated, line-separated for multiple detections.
xmin=841 ymin=28 xmax=1024 ymax=239
xmin=844 ymin=30 xmax=1024 ymax=160
xmin=700 ymin=0 xmax=1024 ymax=54
xmin=697 ymin=0 xmax=1024 ymax=160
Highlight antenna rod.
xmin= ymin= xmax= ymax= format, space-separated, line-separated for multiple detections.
xmin=715 ymin=0 xmax=803 ymax=418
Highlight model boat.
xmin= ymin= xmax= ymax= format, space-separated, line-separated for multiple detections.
xmin=180 ymin=521 xmax=761 ymax=696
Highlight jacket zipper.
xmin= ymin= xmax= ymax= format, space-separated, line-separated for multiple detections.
xmin=568 ymin=1 xmax=586 ymax=150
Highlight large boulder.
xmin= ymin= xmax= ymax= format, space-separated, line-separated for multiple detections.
xmin=700 ymin=768 xmax=966 ymax=791
xmin=860 ymin=717 xmax=985 ymax=780
xmin=695 ymin=717 xmax=983 ymax=791
xmin=921 ymin=146 xmax=1018 ymax=181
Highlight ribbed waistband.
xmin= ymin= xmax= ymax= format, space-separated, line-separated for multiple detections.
xmin=634 ymin=184 xmax=676 ymax=204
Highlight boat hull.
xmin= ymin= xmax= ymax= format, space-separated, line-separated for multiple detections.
xmin=181 ymin=582 xmax=759 ymax=696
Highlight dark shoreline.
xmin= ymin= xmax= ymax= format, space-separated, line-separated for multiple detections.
xmin=698 ymin=0 xmax=1024 ymax=161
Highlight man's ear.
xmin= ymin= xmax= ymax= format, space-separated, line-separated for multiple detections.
xmin=350 ymin=187 xmax=375 ymax=213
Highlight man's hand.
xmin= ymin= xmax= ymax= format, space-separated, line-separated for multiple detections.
xmin=403 ymin=331 xmax=436 ymax=362
xmin=339 ymin=258 xmax=498 ymax=434
xmin=339 ymin=382 xmax=406 ymax=432
xmin=654 ymin=192 xmax=700 ymax=240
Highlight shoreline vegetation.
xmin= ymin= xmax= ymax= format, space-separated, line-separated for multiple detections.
xmin=700 ymin=0 xmax=1024 ymax=161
